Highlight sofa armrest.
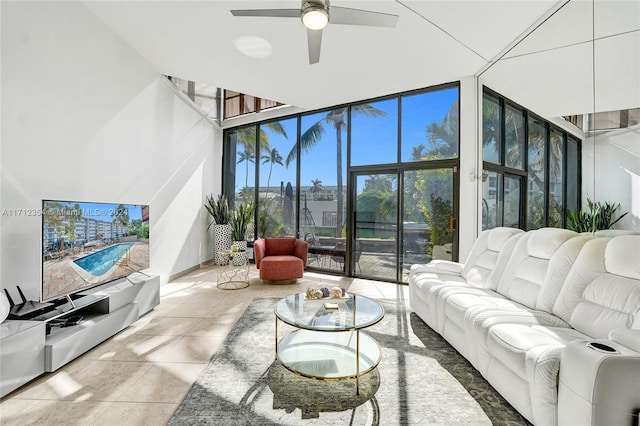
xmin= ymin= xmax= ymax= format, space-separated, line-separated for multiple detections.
xmin=558 ymin=339 xmax=640 ymax=425
xmin=608 ymin=328 xmax=640 ymax=352
xmin=254 ymin=239 xmax=266 ymax=269
xmin=410 ymin=260 xmax=463 ymax=275
xmin=294 ymin=239 xmax=309 ymax=267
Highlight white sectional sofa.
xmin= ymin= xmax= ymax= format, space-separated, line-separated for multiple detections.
xmin=409 ymin=227 xmax=640 ymax=425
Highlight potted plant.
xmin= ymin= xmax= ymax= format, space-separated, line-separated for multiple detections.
xmin=230 ymin=202 xmax=254 ymax=265
xmin=205 ymin=193 xmax=232 ymax=265
xmin=566 ymin=197 xmax=628 ymax=234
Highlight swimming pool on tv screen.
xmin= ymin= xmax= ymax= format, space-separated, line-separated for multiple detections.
xmin=74 ymin=243 xmax=133 ymax=276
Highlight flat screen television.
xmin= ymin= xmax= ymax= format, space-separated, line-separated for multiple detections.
xmin=41 ymin=200 xmax=150 ymax=302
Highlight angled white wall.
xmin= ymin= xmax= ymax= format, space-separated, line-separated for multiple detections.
xmin=1 ymin=2 xmax=221 ymax=300
xmin=582 ymin=124 xmax=640 ymax=231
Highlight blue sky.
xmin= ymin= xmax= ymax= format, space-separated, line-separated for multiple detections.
xmin=234 ymin=87 xmax=458 ymax=193
xmin=44 ymin=201 xmax=144 ymax=222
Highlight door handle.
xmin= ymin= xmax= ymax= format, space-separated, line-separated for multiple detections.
xmin=449 ymin=215 xmax=456 ymax=233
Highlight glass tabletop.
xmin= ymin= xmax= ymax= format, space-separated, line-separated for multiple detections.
xmin=217 ymin=249 xmax=247 ymax=254
xmin=274 ymin=293 xmax=384 ymax=331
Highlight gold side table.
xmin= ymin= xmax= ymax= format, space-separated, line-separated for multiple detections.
xmin=216 ymin=249 xmax=250 ymax=290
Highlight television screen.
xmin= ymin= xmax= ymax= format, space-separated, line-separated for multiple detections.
xmin=42 ymin=200 xmax=150 ymax=302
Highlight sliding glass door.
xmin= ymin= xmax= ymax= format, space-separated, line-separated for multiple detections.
xmin=402 ymin=167 xmax=457 ymax=282
xmin=351 ymin=171 xmax=398 ymax=282
xmin=350 ymin=166 xmax=457 ymax=282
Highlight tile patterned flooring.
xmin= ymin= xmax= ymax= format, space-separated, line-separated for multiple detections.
xmin=0 ymin=264 xmax=407 ymax=425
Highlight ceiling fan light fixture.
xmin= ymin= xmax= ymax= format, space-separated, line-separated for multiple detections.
xmin=302 ymin=7 xmax=328 ymax=30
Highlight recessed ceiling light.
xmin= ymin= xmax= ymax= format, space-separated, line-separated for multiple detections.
xmin=235 ymin=36 xmax=273 ymax=59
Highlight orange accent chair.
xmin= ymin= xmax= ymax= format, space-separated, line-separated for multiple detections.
xmin=253 ymin=238 xmax=308 ymax=284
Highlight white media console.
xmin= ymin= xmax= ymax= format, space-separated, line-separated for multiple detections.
xmin=0 ymin=273 xmax=159 ymax=397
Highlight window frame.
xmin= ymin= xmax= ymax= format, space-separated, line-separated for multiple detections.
xmin=482 ymin=87 xmax=581 ymax=230
xmin=223 ymin=82 xmax=461 ymax=279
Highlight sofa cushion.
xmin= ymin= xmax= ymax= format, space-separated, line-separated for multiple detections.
xmin=527 ymin=228 xmax=577 ymax=259
xmin=265 ymin=238 xmax=296 ymax=256
xmin=552 ymin=237 xmax=610 ymax=323
xmin=462 ymin=227 xmax=524 ymax=288
xmin=410 ymin=260 xmax=463 ymax=275
xmin=604 ymin=235 xmax=640 ymax=280
xmin=409 ymin=271 xmax=469 ymax=330
xmin=259 ymin=255 xmax=304 ymax=280
xmin=536 ymin=235 xmax=596 ymax=312
xmin=463 ymin=250 xmax=498 ymax=286
xmin=570 ymin=273 xmax=640 ymax=338
xmin=487 ymin=324 xmax=589 ymax=383
xmin=443 ymin=289 xmax=506 ymax=330
xmin=556 ymin=235 xmax=640 ymax=338
xmin=488 ymin=227 xmax=524 ymax=251
xmin=408 ymin=227 xmax=522 ymax=289
xmin=594 ymin=229 xmax=640 ymax=237
xmin=496 ymin=228 xmax=577 ymax=310
xmin=507 ymin=256 xmax=549 ymax=308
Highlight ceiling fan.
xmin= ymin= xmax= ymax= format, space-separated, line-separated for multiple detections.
xmin=230 ymin=0 xmax=399 ymax=64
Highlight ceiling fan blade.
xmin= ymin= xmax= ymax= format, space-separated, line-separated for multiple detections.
xmin=329 ymin=6 xmax=399 ymax=27
xmin=230 ymin=9 xmax=301 ymax=18
xmin=307 ymin=29 xmax=322 ymax=64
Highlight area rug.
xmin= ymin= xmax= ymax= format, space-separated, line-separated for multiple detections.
xmin=170 ymin=297 xmax=530 ymax=425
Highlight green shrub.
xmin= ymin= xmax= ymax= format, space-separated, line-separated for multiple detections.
xmin=421 ymin=195 xmax=453 ymax=257
xmin=137 ymin=225 xmax=149 ymax=238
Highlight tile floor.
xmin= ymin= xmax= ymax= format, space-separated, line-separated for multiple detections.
xmin=0 ymin=264 xmax=408 ymax=425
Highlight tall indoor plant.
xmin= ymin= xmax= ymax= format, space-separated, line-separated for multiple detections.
xmin=566 ymin=197 xmax=628 ymax=234
xmin=230 ymin=202 xmax=254 ymax=265
xmin=205 ymin=193 xmax=232 ymax=265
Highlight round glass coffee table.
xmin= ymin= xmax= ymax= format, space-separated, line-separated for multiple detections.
xmin=274 ymin=293 xmax=384 ymax=394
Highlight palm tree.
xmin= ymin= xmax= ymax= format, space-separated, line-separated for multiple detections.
xmin=484 ymin=102 xmax=552 ymax=180
xmin=310 ymin=178 xmax=323 ymax=194
xmin=238 ymin=186 xmax=253 ymax=200
xmin=411 ymin=144 xmax=426 ymax=161
xmin=261 ymin=148 xmax=283 ymax=197
xmin=482 ymin=96 xmax=500 ymax=157
xmin=236 ymin=150 xmax=255 ymax=197
xmin=111 ymin=204 xmax=130 ymax=239
xmin=234 ymin=122 xmax=288 ymax=203
xmin=504 ymin=109 xmax=525 ymax=167
xmin=364 ymin=175 xmax=393 ymax=193
xmin=285 ymin=105 xmax=386 ymax=237
xmin=43 ymin=201 xmax=81 ymax=255
xmin=425 ymin=98 xmax=459 ymax=157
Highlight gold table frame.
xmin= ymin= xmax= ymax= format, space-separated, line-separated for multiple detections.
xmin=216 ymin=250 xmax=249 ymax=290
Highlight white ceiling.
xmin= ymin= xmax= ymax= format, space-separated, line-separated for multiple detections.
xmin=83 ymin=0 xmax=639 ymax=118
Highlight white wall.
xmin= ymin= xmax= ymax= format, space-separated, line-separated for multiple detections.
xmin=457 ymin=76 xmax=480 ymax=261
xmin=581 ymin=124 xmax=640 ymax=231
xmin=1 ymin=2 xmax=221 ymax=300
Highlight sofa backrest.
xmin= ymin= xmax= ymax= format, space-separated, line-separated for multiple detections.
xmin=495 ymin=228 xmax=578 ymax=309
xmin=593 ymin=229 xmax=640 ymax=237
xmin=535 ymin=234 xmax=596 ymax=312
xmin=265 ymin=237 xmax=297 ymax=256
xmin=552 ymin=237 xmax=610 ymax=323
xmin=568 ymin=235 xmax=640 ymax=338
xmin=461 ymin=227 xmax=524 ymax=287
